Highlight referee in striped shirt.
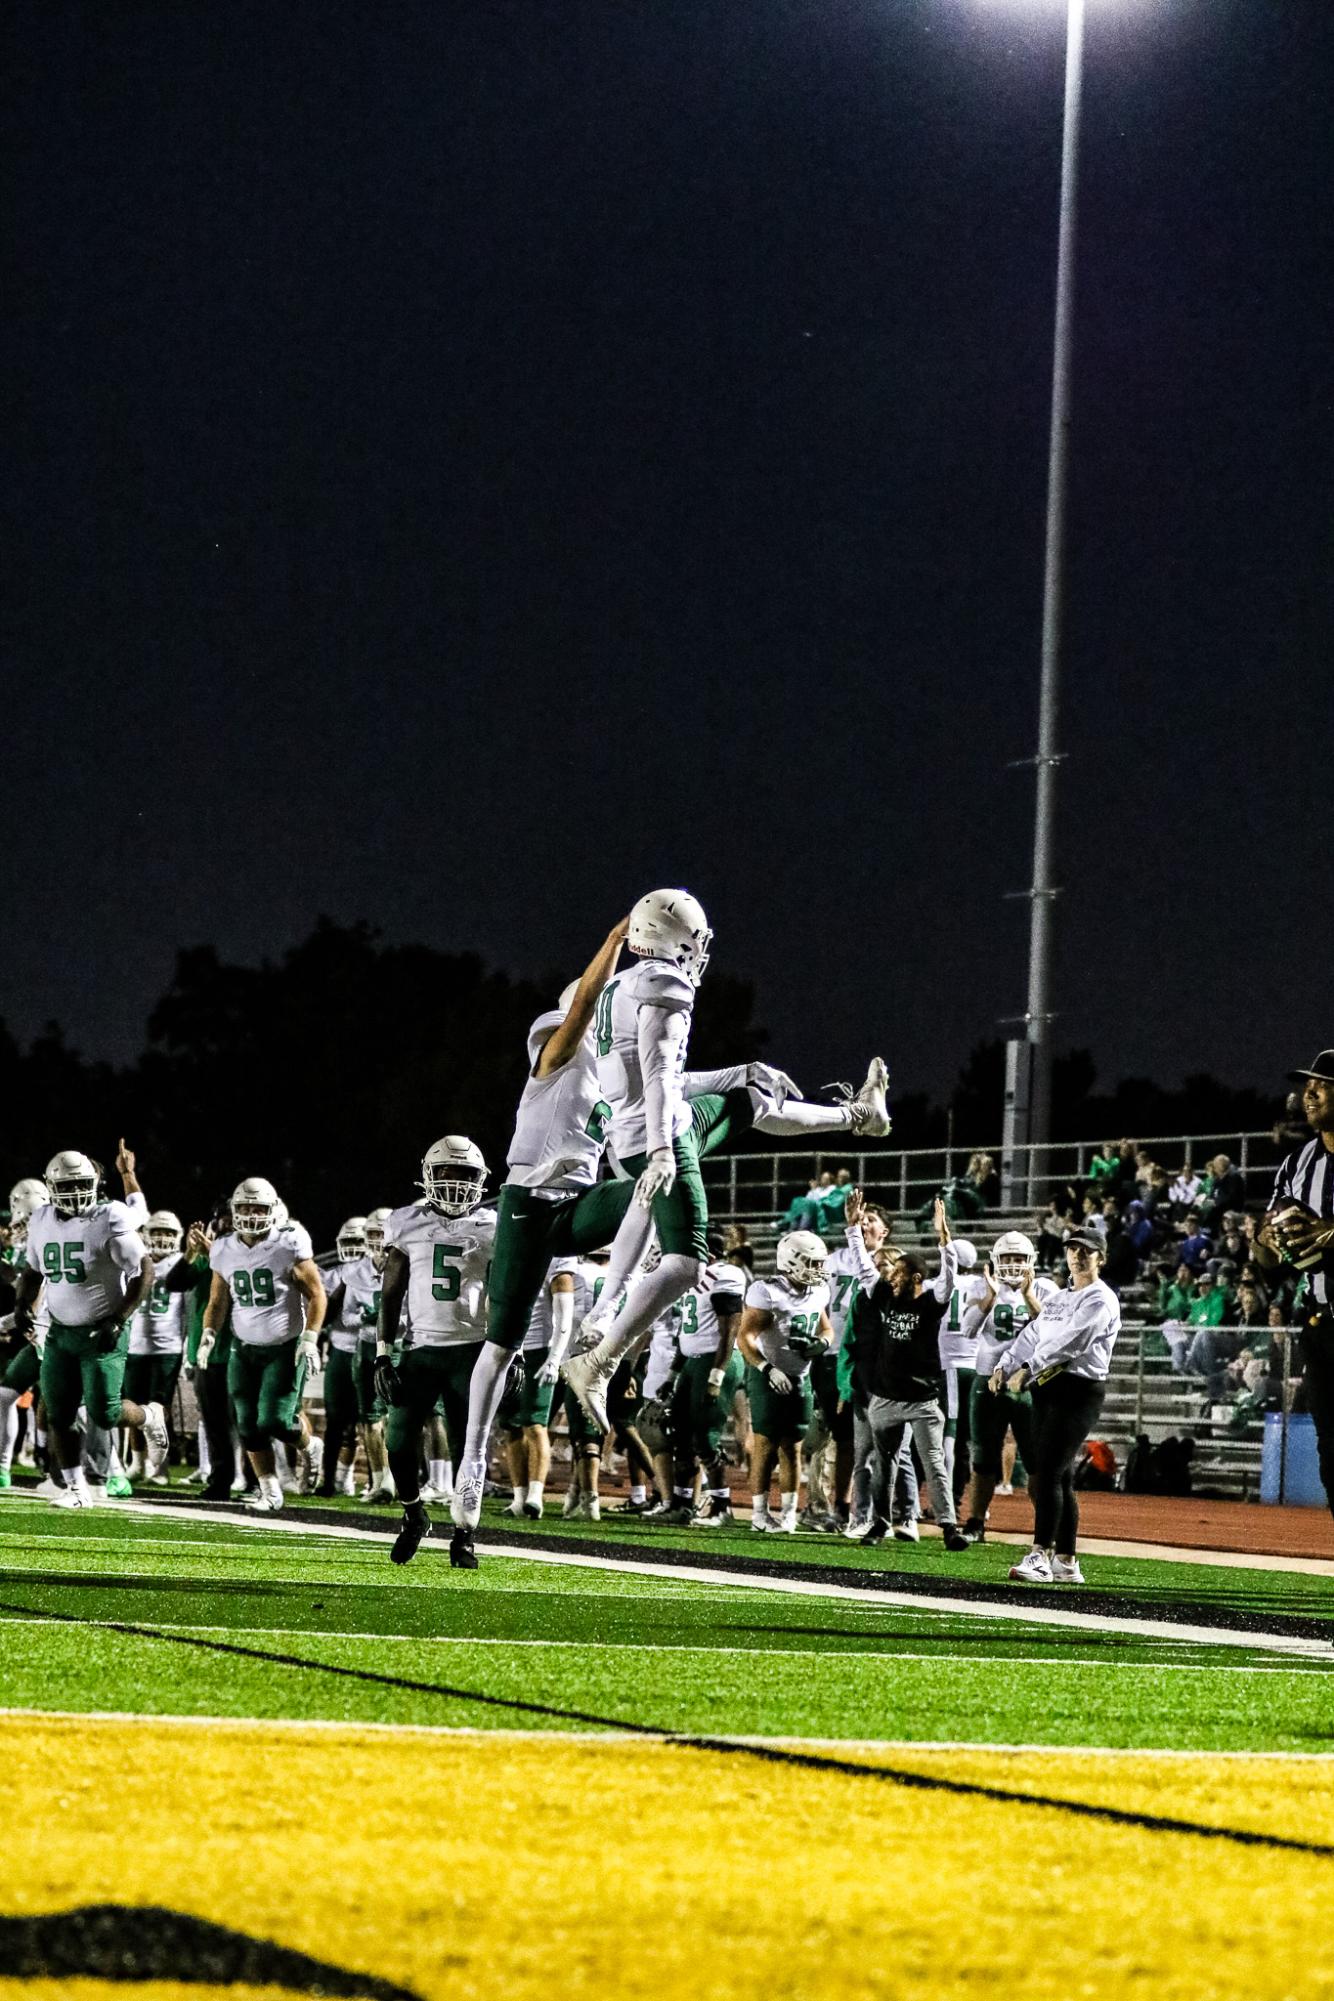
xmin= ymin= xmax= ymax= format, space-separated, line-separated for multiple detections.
xmin=1255 ymin=1050 xmax=1334 ymax=1521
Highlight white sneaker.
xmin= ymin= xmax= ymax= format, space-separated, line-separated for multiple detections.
xmin=50 ymin=1483 xmax=87 ymax=1509
xmin=562 ymin=1486 xmax=582 ymax=1518
xmin=848 ymin=1057 xmax=891 ymax=1137
xmin=771 ymin=1514 xmax=799 ymax=1534
xmin=562 ymin=1347 xmax=614 ymax=1432
xmin=750 ymin=1513 xmax=775 ymax=1534
xmin=81 ymin=1482 xmax=108 ymax=1505
xmin=246 ymin=1489 xmax=284 ymax=1514
xmin=995 ymin=1481 xmax=1014 ymax=1496
xmin=843 ymin=1517 xmax=874 ymax=1540
xmin=1050 ymin=1555 xmax=1085 ymax=1584
xmin=1009 ymin=1547 xmax=1054 ymax=1584
xmin=139 ymin=1403 xmax=169 ymax=1456
xmin=506 ymin=1496 xmax=527 ymax=1518
xmin=586 ymin=1496 xmax=601 ymax=1522
xmin=34 ymin=1475 xmax=65 ymax=1501
xmin=893 ymin=1518 xmax=921 ymax=1542
xmin=301 ymin=1436 xmax=324 ymax=1495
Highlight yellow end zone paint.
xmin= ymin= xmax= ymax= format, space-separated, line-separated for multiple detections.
xmin=0 ymin=1716 xmax=1331 ymax=2001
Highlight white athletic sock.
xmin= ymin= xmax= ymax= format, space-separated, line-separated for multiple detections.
xmin=780 ymin=1489 xmax=798 ymax=1523
xmin=429 ymin=1458 xmax=449 ymax=1493
xmin=0 ymin=1390 xmax=19 ymax=1471
xmin=591 ymin=1254 xmax=703 ymax=1371
xmin=586 ymin=1200 xmax=658 ymax=1328
xmin=262 ymin=1474 xmax=284 ymax=1505
xmin=527 ymin=1479 xmax=544 ymax=1509
xmin=586 ymin=1493 xmax=600 ymax=1520
xmin=461 ymin=1340 xmax=516 ymax=1466
xmin=751 ymin=1089 xmax=853 ymax=1137
xmin=751 ymin=1494 xmax=768 ymax=1524
xmin=197 ymin=1426 xmax=211 ymax=1481
xmin=629 ymin=1483 xmax=647 ymax=1504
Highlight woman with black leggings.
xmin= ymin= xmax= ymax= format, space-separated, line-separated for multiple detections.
xmin=987 ymin=1228 xmax=1121 ymax=1586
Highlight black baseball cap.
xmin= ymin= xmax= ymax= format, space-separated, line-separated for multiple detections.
xmin=1289 ymin=1050 xmax=1334 ymax=1084
xmin=1065 ymin=1228 xmax=1104 ymax=1253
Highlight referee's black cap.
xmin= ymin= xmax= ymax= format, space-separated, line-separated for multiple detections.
xmin=1288 ymin=1049 xmax=1334 ymax=1084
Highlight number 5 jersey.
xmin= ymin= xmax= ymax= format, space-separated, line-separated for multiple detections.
xmin=384 ymin=1201 xmax=498 ymax=1347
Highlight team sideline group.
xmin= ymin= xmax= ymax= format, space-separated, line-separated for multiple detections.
xmin=0 ymin=889 xmax=1127 ymax=1585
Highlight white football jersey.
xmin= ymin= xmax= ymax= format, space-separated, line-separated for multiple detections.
xmin=939 ymin=1272 xmax=993 ymax=1370
xmin=745 ymin=1274 xmax=831 ymax=1381
xmin=640 ymin=1313 xmax=679 ymax=1401
xmin=25 ymin=1201 xmax=146 ymax=1327
xmin=972 ymin=1275 xmax=1061 ymax=1377
xmin=505 ymin=1011 xmax=612 ymax=1197
xmin=128 ymin=1251 xmax=186 ymax=1355
xmin=522 ymin=1255 xmax=583 ymax=1353
xmin=594 ymin=959 xmax=695 ymax=1161
xmin=337 ymin=1255 xmax=382 ymax=1347
xmin=211 ymin=1230 xmax=312 ymax=1348
xmin=824 ymin=1233 xmax=877 ymax=1353
xmin=385 ymin=1201 xmax=497 ymax=1348
xmin=676 ymin=1259 xmax=747 ymax=1359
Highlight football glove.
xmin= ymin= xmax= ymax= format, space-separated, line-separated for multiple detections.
xmin=635 ymin=1147 xmax=676 ymax=1210
xmin=706 ymin=1365 xmax=726 ymax=1396
xmin=536 ymin=1354 xmax=561 ymax=1388
xmin=374 ymin=1349 xmax=404 ymax=1406
xmin=747 ymin=1061 xmax=800 ymax=1108
xmin=296 ymin=1335 xmax=321 ymax=1377
xmin=506 ymin=1352 xmax=527 ymax=1399
xmin=764 ymin=1364 xmax=794 ymax=1395
xmin=195 ymin=1327 xmax=217 ymax=1370
xmin=785 ymin=1325 xmax=827 ymax=1361
xmin=92 ymin=1319 xmax=122 ymax=1357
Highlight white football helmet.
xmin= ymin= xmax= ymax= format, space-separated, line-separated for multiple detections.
xmin=8 ymin=1177 xmax=50 ymax=1232
xmin=992 ymin=1230 xmax=1036 ymax=1286
xmin=272 ymin=1197 xmax=290 ymax=1230
xmin=45 ymin=1151 xmax=101 ymax=1218
xmin=953 ymin=1239 xmax=978 ymax=1272
xmin=364 ymin=1206 xmax=392 ymax=1272
xmin=145 ymin=1209 xmax=183 ymax=1258
xmin=420 ymin=1136 xmax=488 ymax=1217
xmin=336 ymin=1215 xmax=368 ymax=1263
xmin=776 ymin=1229 xmax=828 ymax=1294
xmin=231 ymin=1176 xmax=280 ymax=1243
xmin=627 ymin=888 xmax=712 ymax=987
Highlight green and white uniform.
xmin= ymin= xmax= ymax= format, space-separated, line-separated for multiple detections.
xmin=968 ymin=1276 xmax=1059 ymax=1480
xmin=816 ymin=1228 xmax=877 ymax=1436
xmin=337 ymin=1255 xmax=385 ymax=1424
xmin=211 ymin=1226 xmax=314 ymax=1448
xmin=744 ymin=1272 xmax=829 ymax=1439
xmin=125 ymin=1250 xmax=187 ymax=1407
xmin=27 ymin=1200 xmax=147 ymax=1430
xmin=383 ymin=1200 xmax=496 ymax=1465
xmin=672 ymin=1258 xmax=747 ymax=1478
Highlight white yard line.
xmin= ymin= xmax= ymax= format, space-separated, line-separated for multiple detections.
xmin=0 ymin=1704 xmax=1329 ymax=1761
xmin=40 ymin=1499 xmax=1324 ymax=1661
xmin=0 ymin=1613 xmax=1321 ymax=1671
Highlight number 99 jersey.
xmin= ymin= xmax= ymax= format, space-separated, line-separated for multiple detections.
xmin=385 ymin=1200 xmax=498 ymax=1348
xmin=210 ymin=1230 xmax=309 ymax=1348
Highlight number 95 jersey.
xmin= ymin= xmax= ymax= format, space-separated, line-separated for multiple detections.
xmin=210 ymin=1231 xmax=309 ymax=1347
xmin=385 ymin=1201 xmax=498 ymax=1348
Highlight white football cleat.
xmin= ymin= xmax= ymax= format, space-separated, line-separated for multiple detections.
xmin=842 ymin=1517 xmax=874 ymax=1540
xmin=847 ymin=1057 xmax=891 ymax=1137
xmin=562 ymin=1348 xmax=614 ymax=1433
xmin=246 ymin=1489 xmax=284 ymax=1514
xmin=893 ymin=1518 xmax=921 ymax=1542
xmin=1009 ymin=1547 xmax=1054 ymax=1584
xmin=451 ymin=1467 xmax=485 ymax=1531
xmin=50 ymin=1484 xmax=87 ymax=1510
xmin=750 ymin=1512 xmax=776 ymax=1534
xmin=140 ymin=1403 xmax=169 ymax=1456
xmin=506 ymin=1496 xmax=527 ymax=1518
xmin=1050 ymin=1555 xmax=1085 ymax=1584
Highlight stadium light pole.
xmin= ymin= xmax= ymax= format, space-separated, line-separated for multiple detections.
xmin=1002 ymin=0 xmax=1086 ymax=1205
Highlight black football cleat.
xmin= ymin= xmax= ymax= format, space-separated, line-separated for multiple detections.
xmin=390 ymin=1503 xmax=432 ymax=1566
xmin=449 ymin=1526 xmax=478 ymax=1570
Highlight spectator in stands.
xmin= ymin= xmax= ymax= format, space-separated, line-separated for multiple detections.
xmin=1142 ymin=1163 xmax=1173 ymax=1218
xmin=1168 ymin=1161 xmax=1203 ymax=1216
xmin=1156 ymin=1260 xmax=1196 ymax=1322
xmin=1035 ymin=1195 xmax=1075 ymax=1270
xmin=1101 ymin=1204 xmax=1147 ymax=1289
xmin=722 ymin=1223 xmax=756 ymax=1275
xmin=1183 ymin=1272 xmax=1239 ymax=1399
xmin=1215 ymin=1219 xmax=1248 ymax=1269
xmin=1200 ymin=1154 xmax=1246 ymax=1231
xmin=781 ymin=1176 xmax=827 ymax=1233
xmin=1088 ymin=1142 xmax=1120 ymax=1187
xmin=816 ymin=1169 xmax=854 ymax=1239
xmin=1232 ymin=1280 xmax=1270 ymax=1340
xmin=1177 ymin=1210 xmax=1212 ymax=1272
xmin=1113 ymin=1140 xmax=1140 ymax=1196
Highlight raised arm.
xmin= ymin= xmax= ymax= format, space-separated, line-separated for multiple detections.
xmin=534 ymin=918 xmax=630 ymax=1080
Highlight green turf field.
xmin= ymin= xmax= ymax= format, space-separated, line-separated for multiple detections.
xmin=1 ymin=1492 xmax=1331 ymax=1751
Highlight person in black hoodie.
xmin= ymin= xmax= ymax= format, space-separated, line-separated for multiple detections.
xmin=843 ymin=1197 xmax=972 ymax=1552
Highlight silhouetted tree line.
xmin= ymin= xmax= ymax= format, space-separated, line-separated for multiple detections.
xmin=0 ymin=920 xmax=769 ymax=1241
xmin=0 ymin=923 xmax=1286 ymax=1243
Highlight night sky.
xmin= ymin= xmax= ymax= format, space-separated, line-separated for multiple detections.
xmin=8 ymin=0 xmax=1332 ymax=1108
